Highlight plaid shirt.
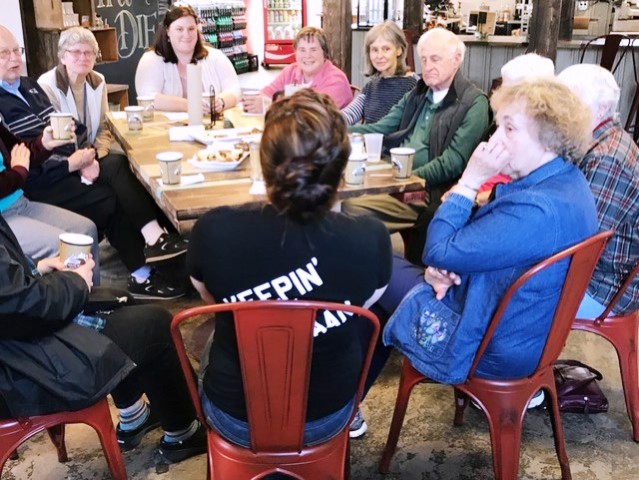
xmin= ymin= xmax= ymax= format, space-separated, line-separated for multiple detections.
xmin=578 ymin=119 xmax=639 ymax=314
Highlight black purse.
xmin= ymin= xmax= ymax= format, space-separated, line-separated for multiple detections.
xmin=553 ymin=359 xmax=609 ymax=414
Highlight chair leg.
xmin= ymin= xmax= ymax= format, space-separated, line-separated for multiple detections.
xmin=607 ymin=321 xmax=639 ymax=441
xmin=481 ymin=394 xmax=526 ymax=480
xmin=46 ymin=425 xmax=68 ymax=462
xmin=88 ymin=400 xmax=128 ymax=480
xmin=378 ymin=359 xmax=426 ymax=474
xmin=453 ymin=388 xmax=469 ymax=426
xmin=547 ymin=388 xmax=572 ymax=480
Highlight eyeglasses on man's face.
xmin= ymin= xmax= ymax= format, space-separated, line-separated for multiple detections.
xmin=0 ymin=47 xmax=25 ymax=61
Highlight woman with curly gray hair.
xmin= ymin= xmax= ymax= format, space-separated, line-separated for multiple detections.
xmin=187 ymin=89 xmax=392 ymax=445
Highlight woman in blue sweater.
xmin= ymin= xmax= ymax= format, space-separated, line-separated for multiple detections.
xmin=342 ymin=21 xmax=416 ymax=125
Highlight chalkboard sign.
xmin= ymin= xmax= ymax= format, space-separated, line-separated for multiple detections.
xmin=94 ymin=0 xmax=170 ymax=103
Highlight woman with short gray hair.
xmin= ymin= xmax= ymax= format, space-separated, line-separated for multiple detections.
xmin=38 ymin=26 xmax=189 ymax=299
xmin=558 ymin=64 xmax=639 ymax=318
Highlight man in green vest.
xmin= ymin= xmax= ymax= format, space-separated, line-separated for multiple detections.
xmin=343 ymin=28 xmax=489 ymax=264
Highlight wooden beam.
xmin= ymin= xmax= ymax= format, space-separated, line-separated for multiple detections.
xmin=526 ymin=0 xmax=561 ymax=61
xmin=559 ymin=0 xmax=575 ymax=41
xmin=403 ymin=0 xmax=423 ymax=40
xmin=322 ymin=0 xmax=352 ymax=81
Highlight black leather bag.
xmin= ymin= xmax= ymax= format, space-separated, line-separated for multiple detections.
xmin=553 ymin=359 xmax=609 ymax=414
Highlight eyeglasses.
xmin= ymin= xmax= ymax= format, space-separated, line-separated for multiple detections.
xmin=0 ymin=47 xmax=24 ymax=60
xmin=65 ymin=49 xmax=97 ymax=59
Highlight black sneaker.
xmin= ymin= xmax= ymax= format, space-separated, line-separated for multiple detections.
xmin=116 ymin=407 xmax=161 ymax=452
xmin=158 ymin=422 xmax=207 ymax=463
xmin=128 ymin=269 xmax=186 ymax=300
xmin=144 ymin=233 xmax=188 ymax=264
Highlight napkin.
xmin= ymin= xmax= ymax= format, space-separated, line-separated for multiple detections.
xmin=158 ymin=173 xmax=205 ymax=187
xmin=168 ymin=125 xmax=205 ymax=142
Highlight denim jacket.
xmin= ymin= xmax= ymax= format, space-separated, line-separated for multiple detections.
xmin=383 ymin=158 xmax=598 ymax=384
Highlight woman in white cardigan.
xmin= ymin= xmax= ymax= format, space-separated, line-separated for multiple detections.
xmin=38 ymin=27 xmax=189 ymax=300
xmin=135 ymin=4 xmax=241 ymax=114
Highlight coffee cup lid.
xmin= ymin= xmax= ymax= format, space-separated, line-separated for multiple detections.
xmin=59 ymin=232 xmax=94 ymax=245
xmin=157 ymin=151 xmax=183 ymax=162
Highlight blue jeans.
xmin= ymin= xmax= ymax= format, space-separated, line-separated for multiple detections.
xmin=201 ymin=393 xmax=354 ymax=448
xmin=576 ymin=292 xmax=607 ymax=319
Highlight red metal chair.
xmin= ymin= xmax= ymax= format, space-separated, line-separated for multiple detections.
xmin=0 ymin=397 xmax=127 ymax=479
xmin=170 ymin=300 xmax=380 ymax=480
xmin=572 ymin=260 xmax=639 ymax=441
xmin=379 ymin=230 xmax=613 ymax=480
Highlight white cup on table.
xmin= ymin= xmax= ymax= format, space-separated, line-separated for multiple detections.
xmin=364 ymin=133 xmax=384 ymax=163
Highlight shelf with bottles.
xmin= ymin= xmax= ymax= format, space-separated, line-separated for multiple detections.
xmin=195 ymin=1 xmax=248 ymax=74
xmin=267 ymin=0 xmax=302 ymax=8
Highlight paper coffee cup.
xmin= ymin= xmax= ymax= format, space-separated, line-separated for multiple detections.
xmin=125 ymin=106 xmax=144 ymax=132
xmin=59 ymin=233 xmax=93 ymax=269
xmin=243 ymin=89 xmax=264 ymax=114
xmin=137 ymin=96 xmax=154 ymax=122
xmin=157 ymin=151 xmax=183 ymax=185
xmin=345 ymin=153 xmax=367 ymax=185
xmin=390 ymin=147 xmax=415 ymax=179
xmin=49 ymin=113 xmax=74 ymax=140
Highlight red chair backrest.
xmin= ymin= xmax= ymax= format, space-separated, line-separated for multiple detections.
xmin=467 ymin=230 xmax=613 ymax=379
xmin=593 ymin=258 xmax=639 ymax=322
xmin=170 ymin=300 xmax=379 ymax=453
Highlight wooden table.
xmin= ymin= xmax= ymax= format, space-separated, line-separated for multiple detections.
xmin=107 ymin=107 xmax=425 ymax=233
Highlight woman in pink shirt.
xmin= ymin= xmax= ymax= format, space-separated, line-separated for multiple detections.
xmin=242 ymin=27 xmax=353 ymax=112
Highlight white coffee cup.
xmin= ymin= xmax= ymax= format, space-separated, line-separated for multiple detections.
xmin=49 ymin=113 xmax=74 ymax=140
xmin=59 ymin=232 xmax=93 ymax=269
xmin=125 ymin=106 xmax=144 ymax=132
xmin=137 ymin=96 xmax=154 ymax=122
xmin=242 ymin=89 xmax=264 ymax=114
xmin=364 ymin=133 xmax=384 ymax=163
xmin=157 ymin=151 xmax=183 ymax=185
xmin=345 ymin=152 xmax=367 ymax=185
xmin=390 ymin=147 xmax=415 ymax=179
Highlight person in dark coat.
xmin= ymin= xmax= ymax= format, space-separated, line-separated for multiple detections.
xmin=0 ymin=212 xmax=206 ymax=464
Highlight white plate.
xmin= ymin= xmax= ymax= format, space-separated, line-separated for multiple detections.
xmin=188 ymin=152 xmax=248 ymax=172
xmin=191 ymin=126 xmax=263 ymax=145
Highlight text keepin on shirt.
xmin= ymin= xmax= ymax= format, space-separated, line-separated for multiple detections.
xmin=221 ymin=256 xmax=355 ymax=337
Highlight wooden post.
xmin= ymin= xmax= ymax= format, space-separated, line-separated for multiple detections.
xmin=403 ymin=0 xmax=423 ymax=40
xmin=559 ymin=0 xmax=575 ymax=41
xmin=322 ymin=0 xmax=352 ymax=81
xmin=526 ymin=0 xmax=561 ymax=61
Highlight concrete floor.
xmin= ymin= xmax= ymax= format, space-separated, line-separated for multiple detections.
xmin=4 ymin=238 xmax=639 ymax=479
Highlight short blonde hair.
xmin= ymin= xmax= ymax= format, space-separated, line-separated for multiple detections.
xmin=293 ymin=27 xmax=330 ymax=60
xmin=58 ymin=27 xmax=99 ymax=60
xmin=491 ymin=79 xmax=592 ymax=162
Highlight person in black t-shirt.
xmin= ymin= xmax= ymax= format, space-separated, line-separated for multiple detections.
xmin=187 ymin=89 xmax=392 ymax=447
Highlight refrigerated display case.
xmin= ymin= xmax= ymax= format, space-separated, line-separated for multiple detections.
xmin=263 ymin=0 xmax=306 ymax=67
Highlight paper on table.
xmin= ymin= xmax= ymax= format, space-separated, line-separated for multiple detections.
xmin=187 ymin=64 xmax=203 ymax=127
xmin=162 ymin=112 xmax=189 ymax=122
xmin=110 ymin=111 xmax=126 ymax=120
xmin=168 ymin=125 xmax=205 ymax=142
xmin=158 ymin=173 xmax=205 ymax=188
